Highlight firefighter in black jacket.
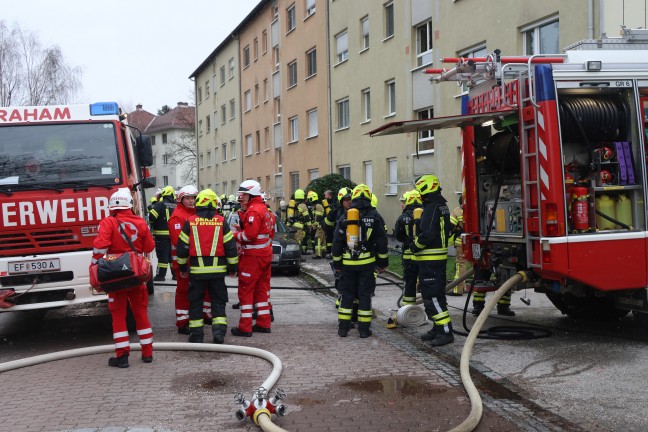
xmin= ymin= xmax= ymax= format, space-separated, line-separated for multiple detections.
xmin=394 ymin=190 xmax=422 ymax=305
xmin=410 ymin=175 xmax=454 ymax=346
xmin=176 ymin=189 xmax=238 ymax=344
xmin=332 ymin=184 xmax=388 ymax=338
xmin=149 ymin=185 xmax=177 ymax=281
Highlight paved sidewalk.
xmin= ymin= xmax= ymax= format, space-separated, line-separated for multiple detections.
xmin=1 ymin=260 xmax=574 ymax=432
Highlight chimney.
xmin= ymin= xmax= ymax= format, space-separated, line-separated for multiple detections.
xmin=177 ymin=102 xmax=189 ymax=107
xmin=136 ymin=104 xmax=143 ymax=110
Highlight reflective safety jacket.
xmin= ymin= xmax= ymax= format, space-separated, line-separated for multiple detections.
xmin=234 ymin=197 xmax=275 ymax=257
xmin=409 ymin=193 xmax=451 ymax=262
xmin=291 ymin=201 xmax=312 ymax=231
xmin=92 ymin=211 xmax=155 ymax=264
xmin=149 ymin=196 xmax=177 ymax=236
xmin=168 ymin=204 xmax=195 ymax=266
xmin=311 ymin=201 xmax=325 ymax=229
xmin=331 ymin=199 xmax=388 ymax=271
xmin=324 ymin=204 xmax=344 ymax=235
xmin=394 ymin=204 xmax=422 ymax=261
xmin=449 ymin=205 xmax=464 ymax=245
xmin=176 ymin=208 xmax=238 ymax=278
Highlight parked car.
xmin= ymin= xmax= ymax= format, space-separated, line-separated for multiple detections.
xmin=227 ymin=211 xmax=301 ymax=275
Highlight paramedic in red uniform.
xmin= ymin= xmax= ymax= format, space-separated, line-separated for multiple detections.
xmin=168 ymin=185 xmax=199 ymax=334
xmin=92 ymin=188 xmax=155 ymax=368
xmin=231 ymin=180 xmax=275 ymax=337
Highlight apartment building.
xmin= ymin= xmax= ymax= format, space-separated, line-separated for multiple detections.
xmin=191 ymin=30 xmax=243 ymax=197
xmin=146 ymin=102 xmax=196 ymax=189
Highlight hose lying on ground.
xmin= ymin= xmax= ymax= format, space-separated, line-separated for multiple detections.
xmin=0 ymin=342 xmax=288 ymax=432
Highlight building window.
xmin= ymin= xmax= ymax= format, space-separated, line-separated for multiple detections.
xmin=386 ymin=79 xmax=396 ymax=115
xmin=306 ymin=48 xmax=317 ymax=78
xmin=288 ymin=60 xmax=298 ymax=87
xmin=287 ymin=4 xmax=296 ymax=32
xmin=309 ymin=168 xmax=319 ymax=181
xmin=255 ymin=84 xmax=259 ymax=106
xmin=162 ymin=133 xmax=168 ymax=144
xmin=361 ymin=16 xmax=370 ymax=50
xmin=220 ymin=66 xmax=226 ymax=86
xmin=221 ymin=105 xmax=227 ymax=124
xmin=305 ymin=0 xmax=316 ymax=17
xmin=417 ymin=108 xmax=434 ymax=152
xmin=205 ymin=80 xmax=210 ymax=98
xmin=163 ymin=175 xmax=169 ymax=186
xmin=273 ymin=47 xmax=280 ymax=72
xmin=199 ymin=153 xmax=204 ymax=169
xmin=229 ymin=100 xmax=235 ymax=120
xmin=290 ymin=171 xmax=300 ymax=193
xmin=243 ymin=45 xmax=250 ymax=68
xmin=198 ymin=87 xmax=203 ymax=102
xmin=336 ymin=30 xmax=348 ymax=64
xmin=207 ymin=150 xmax=211 ymax=167
xmin=361 ymin=88 xmax=371 ymax=122
xmin=198 ymin=119 xmax=203 ymax=136
xmin=364 ymin=161 xmax=373 ymax=191
xmin=458 ymin=46 xmax=487 ymax=94
xmin=307 ymin=109 xmax=318 ymax=138
xmin=416 ymin=20 xmax=433 ymax=66
xmin=388 ymin=158 xmax=397 ymax=194
xmin=264 ymin=127 xmax=270 ymax=150
xmin=206 ymin=115 xmax=211 ymax=133
xmin=246 ymin=134 xmax=253 ymax=156
xmin=384 ymin=2 xmax=394 ymax=39
xmin=245 ymin=90 xmax=252 ymax=112
xmin=231 ymin=140 xmax=237 ymax=159
xmin=289 ymin=116 xmax=298 ymax=143
xmin=264 ymin=79 xmax=269 ymax=102
xmin=223 ymin=182 xmax=228 ymax=196
xmin=222 ymin=143 xmax=228 ymax=161
xmin=163 ymin=154 xmax=170 ymax=165
xmin=253 ymin=38 xmax=258 ymax=61
xmin=256 ymin=130 xmax=261 ymax=153
xmin=228 ymin=58 xmax=235 ymax=79
xmin=523 ymin=17 xmax=559 ymax=55
xmin=338 ymin=165 xmax=351 ymax=180
xmin=262 ymin=30 xmax=268 ymax=54
xmin=151 ymin=136 xmax=156 ymax=146
xmin=337 ymin=98 xmax=350 ymax=130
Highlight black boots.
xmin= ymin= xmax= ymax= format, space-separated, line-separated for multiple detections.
xmin=428 ymin=332 xmax=454 ymax=346
xmin=252 ymin=324 xmax=271 ymax=333
xmin=108 ymin=354 xmax=129 ymax=368
xmin=338 ymin=320 xmax=351 ymax=337
xmin=231 ymin=327 xmax=253 ymax=337
xmin=497 ymin=305 xmax=516 ymax=316
xmin=212 ymin=325 xmax=227 ymax=344
xmin=420 ymin=326 xmax=437 ymax=341
xmin=177 ymin=326 xmax=190 ymax=335
xmin=189 ymin=327 xmax=204 ymax=343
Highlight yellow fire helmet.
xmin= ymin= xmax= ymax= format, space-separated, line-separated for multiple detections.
xmin=414 ymin=174 xmax=440 ymax=196
xmin=405 ymin=190 xmax=422 ymax=206
xmin=195 ymin=188 xmax=219 ymax=208
xmin=294 ymin=189 xmax=306 ymax=200
xmin=161 ymin=185 xmax=175 ymax=197
xmin=351 ymin=184 xmax=371 ymax=201
xmin=371 ymin=193 xmax=378 ymax=208
xmin=307 ymin=190 xmax=319 ymax=202
xmin=337 ymin=187 xmax=352 ymax=203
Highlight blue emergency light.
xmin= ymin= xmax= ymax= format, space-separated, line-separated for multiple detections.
xmin=90 ymin=102 xmax=120 ymax=116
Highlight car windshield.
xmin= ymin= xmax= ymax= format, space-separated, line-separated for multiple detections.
xmin=0 ymin=123 xmax=120 ymax=187
xmin=228 ymin=211 xmax=287 ymax=233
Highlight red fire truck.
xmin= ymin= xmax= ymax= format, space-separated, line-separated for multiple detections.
xmin=0 ymin=102 xmax=155 ymax=313
xmin=371 ymin=29 xmax=648 ymax=325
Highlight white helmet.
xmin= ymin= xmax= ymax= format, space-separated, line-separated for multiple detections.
xmin=109 ymin=188 xmax=133 ymax=210
xmin=280 ymin=200 xmax=286 ymax=210
xmin=238 ymin=179 xmax=263 ymax=196
xmin=177 ymin=185 xmax=199 ymax=202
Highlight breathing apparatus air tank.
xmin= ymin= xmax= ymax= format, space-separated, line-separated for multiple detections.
xmin=595 ymin=194 xmax=615 ymax=230
xmin=287 ymin=199 xmax=296 ymax=220
xmin=413 ymin=207 xmax=423 ymax=236
xmin=346 ymin=208 xmax=360 ymax=252
xmin=615 ymin=194 xmax=632 ymax=229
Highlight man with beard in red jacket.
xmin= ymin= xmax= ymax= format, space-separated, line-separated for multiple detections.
xmin=230 ymin=180 xmax=275 ymax=336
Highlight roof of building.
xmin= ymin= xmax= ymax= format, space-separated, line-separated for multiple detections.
xmin=145 ymin=102 xmax=195 ymax=134
xmin=127 ymin=104 xmax=155 ymax=132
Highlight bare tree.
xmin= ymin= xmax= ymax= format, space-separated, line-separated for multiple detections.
xmin=167 ymin=107 xmax=197 ymax=185
xmin=0 ymin=21 xmax=81 ymax=106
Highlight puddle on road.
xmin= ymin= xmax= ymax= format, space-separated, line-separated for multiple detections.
xmin=341 ymin=375 xmax=447 ymax=397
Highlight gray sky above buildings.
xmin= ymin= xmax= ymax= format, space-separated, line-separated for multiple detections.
xmin=3 ymin=0 xmax=260 ymax=112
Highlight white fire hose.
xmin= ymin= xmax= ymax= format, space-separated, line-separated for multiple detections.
xmin=0 ymin=342 xmax=288 ymax=432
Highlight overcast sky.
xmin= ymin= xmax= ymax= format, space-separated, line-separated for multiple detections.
xmin=3 ymin=0 xmax=260 ymax=113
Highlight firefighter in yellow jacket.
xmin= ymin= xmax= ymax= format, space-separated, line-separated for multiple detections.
xmin=449 ymin=193 xmax=467 ymax=295
xmin=307 ymin=190 xmax=326 ymax=259
xmin=176 ymin=189 xmax=238 ymax=344
xmin=292 ymin=189 xmax=312 ymax=254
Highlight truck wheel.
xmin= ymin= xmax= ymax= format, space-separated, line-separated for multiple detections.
xmin=546 ymin=292 xmax=629 ymax=321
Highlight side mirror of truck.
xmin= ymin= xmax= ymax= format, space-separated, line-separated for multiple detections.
xmin=142 ymin=176 xmax=156 ymax=189
xmin=136 ymin=135 xmax=154 ymax=167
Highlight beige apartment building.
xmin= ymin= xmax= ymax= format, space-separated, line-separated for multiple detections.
xmin=191 ymin=26 xmax=243 ymax=197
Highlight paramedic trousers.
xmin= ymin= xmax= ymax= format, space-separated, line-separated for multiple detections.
xmin=188 ymin=277 xmax=228 ymax=340
xmin=154 ymin=236 xmax=172 ymax=277
xmin=237 ymin=254 xmax=272 ymax=332
xmin=337 ymin=267 xmax=375 ymax=333
xmin=416 ymin=260 xmax=452 ymax=335
xmin=107 ymin=284 xmax=153 ymax=358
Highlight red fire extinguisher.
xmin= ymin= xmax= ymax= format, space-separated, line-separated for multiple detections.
xmin=570 ymin=186 xmax=589 ymax=232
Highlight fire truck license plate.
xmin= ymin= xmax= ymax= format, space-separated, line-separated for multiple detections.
xmin=8 ymin=258 xmax=61 ymax=274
